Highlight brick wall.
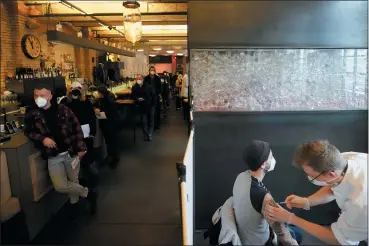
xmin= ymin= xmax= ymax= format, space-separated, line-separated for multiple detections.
xmin=1 ymin=1 xmax=19 ymax=89
xmin=0 ymin=1 xmax=59 ymax=88
xmin=0 ymin=1 xmax=96 ymax=89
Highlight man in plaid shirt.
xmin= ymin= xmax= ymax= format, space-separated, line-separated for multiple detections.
xmin=24 ymin=84 xmax=91 ymax=218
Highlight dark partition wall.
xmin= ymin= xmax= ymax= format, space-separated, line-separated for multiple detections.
xmin=188 ymin=1 xmax=367 ymax=49
xmin=188 ymin=0 xmax=368 ymax=229
xmin=194 ymin=110 xmax=368 ymax=228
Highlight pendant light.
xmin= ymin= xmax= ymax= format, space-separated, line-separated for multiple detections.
xmin=122 ymin=1 xmax=142 ymax=45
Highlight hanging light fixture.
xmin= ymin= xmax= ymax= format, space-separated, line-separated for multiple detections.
xmin=122 ymin=1 xmax=142 ymax=45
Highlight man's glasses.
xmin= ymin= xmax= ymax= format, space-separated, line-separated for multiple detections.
xmin=307 ymin=172 xmax=325 ymax=182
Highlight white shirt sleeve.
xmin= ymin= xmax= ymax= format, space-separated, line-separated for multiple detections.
xmin=331 ymin=205 xmax=368 ymax=245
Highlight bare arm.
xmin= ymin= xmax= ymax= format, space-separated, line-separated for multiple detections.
xmin=265 ymin=202 xmax=341 ymax=245
xmin=290 ymin=215 xmax=340 ymax=245
xmin=262 ymin=193 xmax=299 ymax=245
xmin=307 ymin=186 xmax=335 ymax=207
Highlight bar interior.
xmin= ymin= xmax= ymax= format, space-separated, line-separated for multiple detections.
xmin=1 ymin=0 xmax=188 ymax=243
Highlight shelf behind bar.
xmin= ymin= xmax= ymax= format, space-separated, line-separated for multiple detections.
xmin=47 ymin=30 xmax=136 ymax=57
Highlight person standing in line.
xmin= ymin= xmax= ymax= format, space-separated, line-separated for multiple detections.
xmin=94 ymin=85 xmax=120 ymax=169
xmin=144 ymin=66 xmax=162 ymax=130
xmin=60 ymin=82 xmax=98 ymax=214
xmin=265 ymin=140 xmax=368 ymax=245
xmin=162 ymin=71 xmax=171 ymax=117
xmin=181 ymin=71 xmax=189 ymax=120
xmin=132 ymin=74 xmax=156 ymax=141
xmin=24 ymin=84 xmax=92 ymax=220
xmin=175 ymin=73 xmax=183 ymax=110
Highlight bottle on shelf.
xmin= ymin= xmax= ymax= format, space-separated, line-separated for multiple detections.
xmin=15 ymin=68 xmax=19 ymax=80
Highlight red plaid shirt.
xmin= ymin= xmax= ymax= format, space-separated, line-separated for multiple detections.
xmin=24 ymin=105 xmax=86 ymax=159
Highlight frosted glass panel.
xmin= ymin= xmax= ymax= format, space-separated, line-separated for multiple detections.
xmin=191 ymin=49 xmax=368 ymax=111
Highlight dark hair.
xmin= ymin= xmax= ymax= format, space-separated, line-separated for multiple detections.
xmin=243 ymin=140 xmax=271 ymax=171
xmin=34 ymin=84 xmax=53 ymax=94
xmin=293 ymin=140 xmax=346 ymax=172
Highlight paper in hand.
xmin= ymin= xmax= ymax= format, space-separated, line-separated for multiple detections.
xmin=95 ymin=112 xmax=107 ymax=119
xmin=81 ymin=124 xmax=90 ymax=138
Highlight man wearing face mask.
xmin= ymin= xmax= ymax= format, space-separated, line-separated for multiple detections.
xmin=132 ymin=74 xmax=156 ymax=141
xmin=144 ymin=66 xmax=162 ymax=130
xmin=265 ymin=140 xmax=368 ymax=245
xmin=233 ymin=140 xmax=301 ymax=245
xmin=24 ymin=84 xmax=91 ymax=220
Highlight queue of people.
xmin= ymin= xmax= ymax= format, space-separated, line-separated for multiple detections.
xmin=208 ymin=140 xmax=367 ymax=245
xmin=22 ymin=67 xmax=186 ymax=223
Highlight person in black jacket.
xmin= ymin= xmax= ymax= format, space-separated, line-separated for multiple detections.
xmin=94 ymin=85 xmax=119 ymax=169
xmin=132 ymin=74 xmax=156 ymax=141
xmin=162 ymin=71 xmax=171 ymax=117
xmin=60 ymin=82 xmax=98 ymax=214
xmin=144 ymin=66 xmax=162 ymax=130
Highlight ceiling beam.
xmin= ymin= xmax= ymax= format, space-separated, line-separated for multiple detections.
xmin=29 ymin=12 xmax=187 ymax=18
xmin=25 ymin=0 xmax=187 ymax=5
xmin=67 ymin=20 xmax=187 ymax=27
xmin=96 ymin=34 xmax=187 ymax=39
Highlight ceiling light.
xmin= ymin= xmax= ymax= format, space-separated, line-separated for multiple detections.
xmin=166 ymin=50 xmax=174 ymax=54
xmin=177 ymin=53 xmax=184 ymax=56
xmin=123 ymin=1 xmax=140 ymax=9
xmin=153 ymin=47 xmax=162 ymax=51
xmin=137 ymin=49 xmax=144 ymax=52
xmin=123 ymin=1 xmax=142 ymax=45
xmin=149 ymin=54 xmax=156 ymax=57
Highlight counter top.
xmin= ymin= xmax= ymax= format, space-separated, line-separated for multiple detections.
xmin=114 ymin=89 xmax=132 ymax=95
xmin=0 ymin=132 xmax=28 ymax=149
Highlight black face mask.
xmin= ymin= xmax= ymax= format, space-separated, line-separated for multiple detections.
xmin=71 ymin=89 xmax=81 ymax=96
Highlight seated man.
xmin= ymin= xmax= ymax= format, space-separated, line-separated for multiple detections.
xmin=233 ymin=140 xmax=301 ymax=245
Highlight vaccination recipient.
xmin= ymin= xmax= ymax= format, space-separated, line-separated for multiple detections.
xmin=265 ymin=140 xmax=367 ymax=245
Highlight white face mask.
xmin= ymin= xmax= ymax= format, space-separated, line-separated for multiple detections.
xmin=137 ymin=80 xmax=143 ymax=85
xmin=267 ymin=156 xmax=276 ymax=172
xmin=308 ymin=178 xmax=330 ymax=186
xmin=307 ymin=175 xmax=338 ymax=187
xmin=264 ymin=151 xmax=276 ymax=172
xmin=72 ymin=95 xmax=79 ymax=99
xmin=35 ymin=97 xmax=48 ymax=108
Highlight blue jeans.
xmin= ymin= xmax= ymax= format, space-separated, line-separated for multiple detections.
xmin=288 ymin=225 xmax=303 ymax=244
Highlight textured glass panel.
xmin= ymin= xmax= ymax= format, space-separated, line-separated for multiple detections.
xmin=191 ymin=49 xmax=368 ymax=111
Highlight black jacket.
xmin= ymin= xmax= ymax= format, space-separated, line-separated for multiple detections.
xmin=95 ymin=92 xmax=118 ymax=123
xmin=131 ymin=83 xmax=156 ymax=111
xmin=144 ymin=74 xmax=162 ymax=95
xmin=60 ymin=98 xmax=97 ymax=137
